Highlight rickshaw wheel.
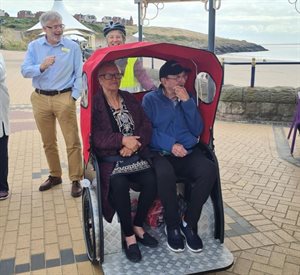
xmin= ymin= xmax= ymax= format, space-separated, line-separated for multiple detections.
xmin=82 ymin=186 xmax=100 ymax=264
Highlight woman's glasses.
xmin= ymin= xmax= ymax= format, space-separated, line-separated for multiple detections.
xmin=99 ymin=73 xmax=123 ymax=80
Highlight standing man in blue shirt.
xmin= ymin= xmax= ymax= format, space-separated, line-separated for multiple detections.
xmin=142 ymin=60 xmax=217 ymax=253
xmin=21 ymin=11 xmax=83 ymax=197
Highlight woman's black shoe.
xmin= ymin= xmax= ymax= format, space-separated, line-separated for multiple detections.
xmin=124 ymin=243 xmax=142 ymax=263
xmin=136 ymin=232 xmax=158 ymax=248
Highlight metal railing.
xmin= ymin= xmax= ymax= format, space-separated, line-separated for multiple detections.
xmin=221 ymin=58 xmax=300 ymax=87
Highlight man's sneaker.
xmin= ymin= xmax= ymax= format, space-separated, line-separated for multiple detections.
xmin=164 ymin=226 xmax=185 ymax=252
xmin=0 ymin=191 xmax=9 ymax=200
xmin=180 ymin=222 xmax=203 ymax=253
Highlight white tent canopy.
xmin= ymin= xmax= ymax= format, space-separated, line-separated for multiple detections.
xmin=63 ymin=30 xmax=86 ymax=37
xmin=133 ymin=32 xmax=145 ymax=38
xmin=37 ymin=29 xmax=88 ymax=42
xmin=64 ymin=34 xmax=87 ymax=42
xmin=26 ymin=0 xmax=94 ymax=34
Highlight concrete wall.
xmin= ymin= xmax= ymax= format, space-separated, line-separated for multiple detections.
xmin=217 ymin=86 xmax=299 ymax=124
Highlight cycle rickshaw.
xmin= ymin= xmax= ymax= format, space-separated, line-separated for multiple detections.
xmin=80 ymin=41 xmax=234 ymax=274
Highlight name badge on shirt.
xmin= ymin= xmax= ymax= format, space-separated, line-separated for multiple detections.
xmin=61 ymin=47 xmax=70 ymax=53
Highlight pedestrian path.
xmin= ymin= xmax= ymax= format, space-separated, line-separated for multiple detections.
xmin=212 ymin=121 xmax=300 ymax=275
xmin=0 ymin=50 xmax=299 ymax=275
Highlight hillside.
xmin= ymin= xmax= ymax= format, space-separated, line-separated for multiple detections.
xmin=126 ymin=26 xmax=266 ymax=54
xmin=0 ymin=17 xmax=266 ymax=54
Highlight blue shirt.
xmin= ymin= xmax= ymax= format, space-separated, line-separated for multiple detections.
xmin=21 ymin=36 xmax=83 ymax=99
xmin=142 ymin=86 xmax=203 ymax=153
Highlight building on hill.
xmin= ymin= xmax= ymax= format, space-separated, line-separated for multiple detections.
xmin=101 ymin=16 xmax=134 ymax=26
xmin=17 ymin=10 xmax=35 ymax=18
xmin=74 ymin=14 xmax=97 ymax=23
xmin=74 ymin=14 xmax=84 ymax=22
xmin=83 ymin=15 xmax=97 ymax=23
xmin=128 ymin=16 xmax=134 ymax=26
xmin=35 ymin=11 xmax=44 ymax=19
xmin=101 ymin=16 xmax=112 ymax=24
xmin=112 ymin=16 xmax=122 ymax=22
xmin=16 ymin=10 xmax=46 ymax=20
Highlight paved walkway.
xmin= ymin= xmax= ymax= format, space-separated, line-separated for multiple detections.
xmin=0 ymin=50 xmax=300 ymax=275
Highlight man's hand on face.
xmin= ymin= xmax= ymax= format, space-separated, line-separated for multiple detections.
xmin=174 ymin=85 xmax=189 ymax=102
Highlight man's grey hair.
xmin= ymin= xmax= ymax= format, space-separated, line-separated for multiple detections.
xmin=40 ymin=11 xmax=62 ymax=27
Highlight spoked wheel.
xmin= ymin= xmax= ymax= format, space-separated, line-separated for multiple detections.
xmin=82 ymin=186 xmax=100 ymax=264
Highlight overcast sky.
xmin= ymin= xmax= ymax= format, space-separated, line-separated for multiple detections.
xmin=1 ymin=0 xmax=300 ymax=44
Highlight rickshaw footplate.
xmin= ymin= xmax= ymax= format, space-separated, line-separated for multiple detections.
xmin=101 ymin=226 xmax=233 ymax=274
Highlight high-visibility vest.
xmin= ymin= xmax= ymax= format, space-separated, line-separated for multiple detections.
xmin=120 ymin=57 xmax=141 ymax=93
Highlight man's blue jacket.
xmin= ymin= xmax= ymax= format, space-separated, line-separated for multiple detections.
xmin=142 ymin=86 xmax=203 ymax=153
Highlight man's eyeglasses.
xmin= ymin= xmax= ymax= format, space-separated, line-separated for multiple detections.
xmin=99 ymin=73 xmax=123 ymax=80
xmin=45 ymin=24 xmax=65 ymax=30
xmin=166 ymin=74 xmax=188 ymax=81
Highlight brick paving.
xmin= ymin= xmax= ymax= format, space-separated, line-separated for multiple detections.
xmin=0 ymin=50 xmax=299 ymax=274
xmin=211 ymin=122 xmax=300 ymax=275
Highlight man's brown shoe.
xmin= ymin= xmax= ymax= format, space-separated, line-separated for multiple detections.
xmin=39 ymin=176 xmax=62 ymax=191
xmin=71 ymin=181 xmax=82 ymax=198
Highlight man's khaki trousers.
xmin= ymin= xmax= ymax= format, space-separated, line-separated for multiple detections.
xmin=31 ymin=91 xmax=83 ymax=181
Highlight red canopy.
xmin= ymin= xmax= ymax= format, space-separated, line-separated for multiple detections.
xmin=81 ymin=41 xmax=223 ymax=163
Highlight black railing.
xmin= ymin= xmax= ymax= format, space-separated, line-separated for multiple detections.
xmin=221 ymin=58 xmax=300 ymax=87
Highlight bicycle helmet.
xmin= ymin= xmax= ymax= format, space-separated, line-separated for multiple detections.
xmin=103 ymin=21 xmax=126 ymax=37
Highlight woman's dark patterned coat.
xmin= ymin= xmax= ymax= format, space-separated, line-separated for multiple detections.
xmin=92 ymin=89 xmax=153 ymax=222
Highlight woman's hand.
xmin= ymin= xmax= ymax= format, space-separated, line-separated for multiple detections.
xmin=122 ymin=136 xmax=141 ymax=152
xmin=119 ymin=146 xmax=134 ymax=157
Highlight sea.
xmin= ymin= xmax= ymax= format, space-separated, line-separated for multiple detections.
xmin=220 ymin=43 xmax=300 ymax=62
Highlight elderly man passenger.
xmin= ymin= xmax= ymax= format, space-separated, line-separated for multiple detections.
xmin=142 ymin=60 xmax=217 ymax=253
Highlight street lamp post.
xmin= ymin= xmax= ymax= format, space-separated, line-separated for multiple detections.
xmin=208 ymin=0 xmax=216 ymax=53
xmin=135 ymin=0 xmax=143 ymax=42
xmin=0 ymin=18 xmax=3 ymax=34
xmin=0 ymin=18 xmax=3 ymax=49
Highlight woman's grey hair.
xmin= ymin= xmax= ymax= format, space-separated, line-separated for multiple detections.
xmin=40 ymin=11 xmax=62 ymax=27
xmin=97 ymin=61 xmax=120 ymax=77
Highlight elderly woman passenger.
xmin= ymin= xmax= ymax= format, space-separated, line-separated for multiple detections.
xmin=92 ymin=61 xmax=158 ymax=263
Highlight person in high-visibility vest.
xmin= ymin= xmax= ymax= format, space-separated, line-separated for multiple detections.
xmin=103 ymin=21 xmax=156 ymax=93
